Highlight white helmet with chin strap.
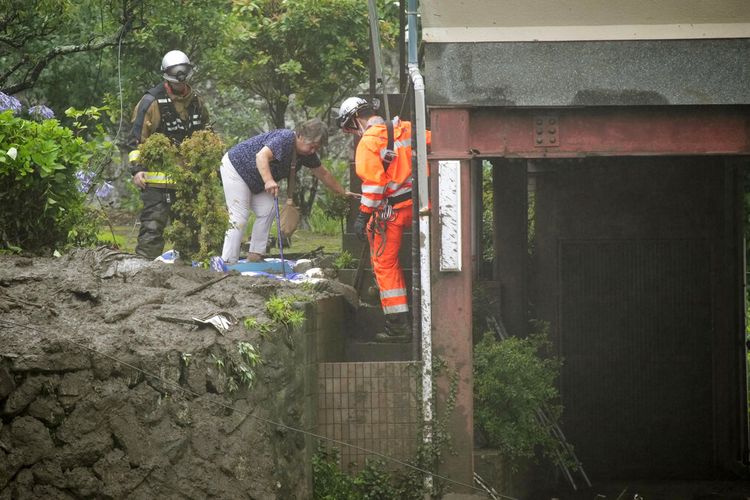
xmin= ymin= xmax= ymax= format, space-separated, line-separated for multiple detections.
xmin=336 ymin=97 xmax=373 ymax=131
xmin=161 ymin=50 xmax=194 ymax=83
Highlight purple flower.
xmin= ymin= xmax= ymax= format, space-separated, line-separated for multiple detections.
xmin=75 ymin=170 xmax=95 ymax=193
xmin=0 ymin=92 xmax=22 ymax=114
xmin=95 ymin=181 xmax=114 ymax=199
xmin=28 ymin=104 xmax=55 ymax=120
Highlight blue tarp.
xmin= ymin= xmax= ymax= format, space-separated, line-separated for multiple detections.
xmin=226 ymin=260 xmax=294 ymax=275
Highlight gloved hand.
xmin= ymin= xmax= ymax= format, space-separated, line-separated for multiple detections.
xmin=353 ymin=210 xmax=370 ymax=242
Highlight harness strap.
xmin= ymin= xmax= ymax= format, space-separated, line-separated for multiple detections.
xmin=382 ymin=120 xmax=396 ymax=171
xmin=388 ymin=191 xmax=411 ymax=206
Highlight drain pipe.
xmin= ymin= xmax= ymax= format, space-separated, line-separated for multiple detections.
xmin=407 ymin=0 xmax=434 ymax=490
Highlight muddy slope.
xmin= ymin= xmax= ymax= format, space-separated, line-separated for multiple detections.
xmin=0 ymin=248 xmax=328 ymax=499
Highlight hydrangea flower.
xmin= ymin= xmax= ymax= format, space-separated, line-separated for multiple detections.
xmin=28 ymin=104 xmax=55 ymax=121
xmin=95 ymin=181 xmax=114 ymax=199
xmin=75 ymin=170 xmax=96 ymax=193
xmin=0 ymin=91 xmax=22 ymax=114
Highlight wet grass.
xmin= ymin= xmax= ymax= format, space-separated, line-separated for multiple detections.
xmin=97 ymin=210 xmax=341 ymax=257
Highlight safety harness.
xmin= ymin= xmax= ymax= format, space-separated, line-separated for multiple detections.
xmin=369 ymin=120 xmax=401 ymax=257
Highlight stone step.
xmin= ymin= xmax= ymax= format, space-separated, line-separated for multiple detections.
xmin=345 ymin=304 xmax=420 ymax=362
xmin=348 ymin=304 xmax=385 ymax=341
xmin=345 ymin=340 xmax=418 ymax=362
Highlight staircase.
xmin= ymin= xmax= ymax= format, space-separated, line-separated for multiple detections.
xmin=314 ymin=231 xmax=421 ymax=472
xmin=337 ymin=232 xmax=417 ymax=362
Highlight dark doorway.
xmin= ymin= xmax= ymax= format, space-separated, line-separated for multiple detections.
xmin=518 ymin=156 xmax=746 ymax=479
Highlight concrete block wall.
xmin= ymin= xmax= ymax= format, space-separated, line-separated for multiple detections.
xmin=300 ymin=296 xmax=348 ymax=480
xmin=316 ymin=361 xmax=421 ymax=472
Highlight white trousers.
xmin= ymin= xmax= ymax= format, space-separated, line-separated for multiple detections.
xmin=220 ymin=154 xmax=275 ymax=263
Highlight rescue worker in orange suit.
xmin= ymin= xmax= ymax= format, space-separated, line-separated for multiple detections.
xmin=126 ymin=50 xmax=209 ymax=259
xmin=337 ymin=97 xmax=429 ymax=342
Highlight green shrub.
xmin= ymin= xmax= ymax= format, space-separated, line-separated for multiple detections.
xmin=0 ymin=110 xmax=104 ymax=253
xmin=139 ymin=131 xmax=228 ymax=262
xmin=317 ymin=159 xmax=351 ymax=234
xmin=333 ymin=250 xmax=354 ymax=270
xmin=308 ymin=204 xmax=340 ymax=236
xmin=312 ymin=445 xmax=396 ymax=500
xmin=473 ymin=322 xmax=568 ymax=469
xmin=265 ymin=294 xmax=305 ymax=328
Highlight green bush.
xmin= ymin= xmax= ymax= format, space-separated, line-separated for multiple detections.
xmin=312 ymin=446 xmax=396 ymax=500
xmin=0 ymin=110 xmax=102 ymax=253
xmin=317 ymin=158 xmax=351 ymax=234
xmin=473 ymin=322 xmax=567 ymax=468
xmin=308 ymin=204 xmax=340 ymax=236
xmin=139 ymin=131 xmax=228 ymax=262
xmin=333 ymin=250 xmax=354 ymax=270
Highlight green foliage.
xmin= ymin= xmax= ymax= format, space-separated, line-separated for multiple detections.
xmin=308 ymin=205 xmax=340 ymax=236
xmin=244 ymin=294 xmax=307 ymax=337
xmin=265 ymin=294 xmax=306 ymax=329
xmin=316 ymin=158 xmax=351 ymax=230
xmin=481 ymin=160 xmax=494 ymax=261
xmin=473 ymin=322 xmax=568 ymax=469
xmin=312 ymin=361 xmax=459 ymax=500
xmin=141 ymin=130 xmax=228 ymax=262
xmin=234 ymin=341 xmax=262 ymax=389
xmin=210 ymin=342 xmax=263 ymax=393
xmin=333 ymin=250 xmax=355 ymax=270
xmin=0 ymin=1 xmax=138 ymax=97
xmin=173 ymin=130 xmax=228 ymax=261
xmin=64 ymin=105 xmax=111 ymax=139
xmin=312 ymin=446 xmax=396 ymax=500
xmin=243 ymin=316 xmax=275 ymax=337
xmin=0 ymin=110 xmax=106 ymax=252
xmin=138 ymin=133 xmax=178 ymax=169
xmin=228 ymin=0 xmax=397 ymax=128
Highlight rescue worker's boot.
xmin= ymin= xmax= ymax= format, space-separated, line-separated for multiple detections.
xmin=374 ymin=312 xmax=411 ymax=343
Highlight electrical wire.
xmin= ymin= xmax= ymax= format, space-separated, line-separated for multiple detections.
xmin=0 ymin=318 xmax=517 ymax=499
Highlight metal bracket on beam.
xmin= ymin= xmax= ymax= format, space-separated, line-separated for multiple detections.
xmin=533 ymin=115 xmax=559 ymax=147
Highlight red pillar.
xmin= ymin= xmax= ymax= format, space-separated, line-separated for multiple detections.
xmin=428 ymin=108 xmax=475 ymax=489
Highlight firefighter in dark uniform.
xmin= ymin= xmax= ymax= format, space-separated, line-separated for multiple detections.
xmin=126 ymin=50 xmax=210 ymax=259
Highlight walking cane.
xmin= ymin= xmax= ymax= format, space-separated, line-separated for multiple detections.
xmin=273 ymin=196 xmax=287 ymax=278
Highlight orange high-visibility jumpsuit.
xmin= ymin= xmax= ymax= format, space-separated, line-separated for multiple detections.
xmin=355 ymin=117 xmax=422 ymax=316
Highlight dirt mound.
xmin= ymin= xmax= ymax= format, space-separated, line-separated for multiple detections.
xmin=0 ymin=248 xmax=330 ymax=499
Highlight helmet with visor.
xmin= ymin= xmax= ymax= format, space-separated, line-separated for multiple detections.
xmin=161 ymin=50 xmax=194 ymax=83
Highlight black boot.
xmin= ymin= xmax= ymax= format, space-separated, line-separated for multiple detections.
xmin=375 ymin=312 xmax=411 ymax=343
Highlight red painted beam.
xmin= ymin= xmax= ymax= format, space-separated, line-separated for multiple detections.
xmin=429 ymin=106 xmax=750 ymax=158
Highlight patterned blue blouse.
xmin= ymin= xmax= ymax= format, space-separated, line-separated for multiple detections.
xmin=227 ymin=129 xmax=321 ymax=194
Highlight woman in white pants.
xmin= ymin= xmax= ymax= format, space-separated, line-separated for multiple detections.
xmin=220 ymin=118 xmax=352 ymax=263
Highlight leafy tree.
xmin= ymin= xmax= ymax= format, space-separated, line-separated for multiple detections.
xmin=0 ymin=1 xmax=140 ymax=96
xmin=227 ymin=0 xmax=398 ymax=129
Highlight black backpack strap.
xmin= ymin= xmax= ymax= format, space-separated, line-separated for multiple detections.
xmin=126 ymin=93 xmax=156 ymax=150
xmin=382 ymin=120 xmax=396 ymax=171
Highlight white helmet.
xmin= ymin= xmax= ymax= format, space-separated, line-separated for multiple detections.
xmin=161 ymin=50 xmax=194 ymax=83
xmin=336 ymin=96 xmax=372 ymax=130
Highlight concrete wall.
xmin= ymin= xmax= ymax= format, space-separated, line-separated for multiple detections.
xmin=421 ymin=0 xmax=750 ymax=41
